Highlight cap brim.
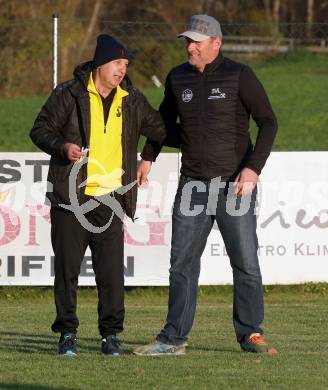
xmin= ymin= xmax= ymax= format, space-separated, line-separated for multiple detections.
xmin=177 ymin=31 xmax=210 ymax=42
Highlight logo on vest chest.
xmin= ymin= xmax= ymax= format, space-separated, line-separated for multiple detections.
xmin=182 ymin=89 xmax=193 ymax=103
xmin=208 ymin=87 xmax=226 ymax=99
xmin=116 ymin=106 xmax=122 ymax=117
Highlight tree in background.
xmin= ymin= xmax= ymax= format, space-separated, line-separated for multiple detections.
xmin=0 ymin=0 xmax=327 ymax=97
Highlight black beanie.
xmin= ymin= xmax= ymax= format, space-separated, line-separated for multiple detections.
xmin=92 ymin=34 xmax=132 ymax=69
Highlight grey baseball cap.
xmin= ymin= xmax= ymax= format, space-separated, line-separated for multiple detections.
xmin=178 ymin=14 xmax=222 ymax=41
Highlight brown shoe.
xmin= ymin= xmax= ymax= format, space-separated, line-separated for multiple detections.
xmin=240 ymin=333 xmax=269 ymax=353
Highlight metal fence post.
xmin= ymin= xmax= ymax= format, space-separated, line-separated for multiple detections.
xmin=52 ymin=14 xmax=59 ymax=89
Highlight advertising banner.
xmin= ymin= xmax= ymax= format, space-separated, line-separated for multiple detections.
xmin=0 ymin=152 xmax=327 ymax=285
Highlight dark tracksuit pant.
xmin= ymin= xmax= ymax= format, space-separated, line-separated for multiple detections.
xmin=50 ymin=196 xmax=124 ymax=338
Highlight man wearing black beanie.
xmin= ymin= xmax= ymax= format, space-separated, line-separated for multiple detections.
xmin=30 ymin=34 xmax=166 ymax=356
xmin=92 ymin=34 xmax=132 ymax=69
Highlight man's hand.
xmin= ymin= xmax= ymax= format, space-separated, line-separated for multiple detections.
xmin=64 ymin=143 xmax=83 ymax=161
xmin=137 ymin=160 xmax=152 ymax=188
xmin=234 ymin=167 xmax=258 ymax=197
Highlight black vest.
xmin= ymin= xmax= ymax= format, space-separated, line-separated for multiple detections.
xmin=168 ymin=54 xmax=252 ymax=179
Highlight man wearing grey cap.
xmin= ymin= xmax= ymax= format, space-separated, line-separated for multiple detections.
xmin=135 ymin=15 xmax=278 ymax=355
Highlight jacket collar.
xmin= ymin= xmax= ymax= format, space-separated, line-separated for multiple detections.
xmin=87 ymin=72 xmax=129 ymax=99
xmin=72 ymin=61 xmax=92 ymax=94
xmin=203 ymin=51 xmax=224 ymax=73
xmin=189 ymin=51 xmax=224 ymax=74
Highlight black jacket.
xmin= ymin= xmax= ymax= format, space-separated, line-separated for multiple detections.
xmin=30 ymin=61 xmax=166 ymax=219
xmin=141 ymin=52 xmax=278 ymax=178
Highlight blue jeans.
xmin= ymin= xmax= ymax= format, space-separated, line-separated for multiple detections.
xmin=157 ymin=175 xmax=264 ymax=345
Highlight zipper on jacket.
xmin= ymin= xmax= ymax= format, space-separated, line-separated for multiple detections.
xmin=200 ymin=72 xmax=206 ymax=177
xmin=104 ymin=114 xmax=108 ymax=133
xmin=122 ymin=96 xmax=136 ymax=220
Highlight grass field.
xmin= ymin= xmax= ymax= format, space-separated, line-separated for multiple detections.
xmin=0 ymin=50 xmax=327 ymax=153
xmin=0 ymin=50 xmax=327 ymax=390
xmin=0 ymin=286 xmax=328 ymax=389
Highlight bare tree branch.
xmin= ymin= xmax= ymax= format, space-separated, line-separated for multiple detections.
xmin=263 ymin=0 xmax=272 ymax=21
xmin=77 ymin=0 xmax=103 ymax=61
xmin=319 ymin=0 xmax=328 ymax=9
xmin=141 ymin=0 xmax=179 ymax=34
xmin=307 ymin=0 xmax=314 ymax=38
